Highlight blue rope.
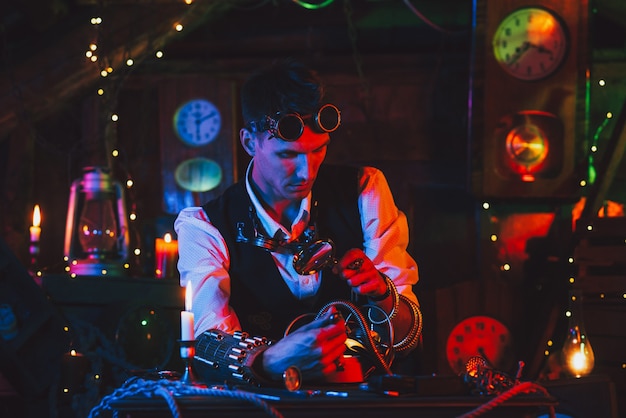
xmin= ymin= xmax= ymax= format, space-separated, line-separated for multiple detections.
xmin=87 ymin=377 xmax=284 ymax=418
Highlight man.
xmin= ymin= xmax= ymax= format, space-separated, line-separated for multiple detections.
xmin=175 ymin=59 xmax=421 ymax=386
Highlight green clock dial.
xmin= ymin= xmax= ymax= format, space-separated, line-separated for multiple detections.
xmin=492 ymin=7 xmax=568 ymax=81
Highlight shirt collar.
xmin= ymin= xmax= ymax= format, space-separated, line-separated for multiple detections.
xmin=244 ymin=160 xmax=311 ymax=242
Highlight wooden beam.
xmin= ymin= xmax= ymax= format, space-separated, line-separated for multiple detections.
xmin=580 ymin=99 xmax=626 ymax=223
xmin=0 ymin=1 xmax=234 ymax=140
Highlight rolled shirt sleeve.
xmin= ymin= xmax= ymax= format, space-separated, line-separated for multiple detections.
xmin=175 ymin=207 xmax=241 ymax=336
xmin=358 ymin=167 xmax=419 ymax=305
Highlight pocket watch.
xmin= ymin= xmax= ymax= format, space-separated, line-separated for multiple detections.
xmin=492 ymin=7 xmax=568 ymax=81
xmin=173 ymin=99 xmax=221 ymax=146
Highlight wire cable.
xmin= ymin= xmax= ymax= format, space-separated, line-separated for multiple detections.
xmin=402 ymin=0 xmax=467 ymax=36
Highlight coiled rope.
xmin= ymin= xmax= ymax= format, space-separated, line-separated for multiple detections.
xmin=456 ymin=381 xmax=556 ymax=418
xmin=87 ymin=377 xmax=284 ymax=418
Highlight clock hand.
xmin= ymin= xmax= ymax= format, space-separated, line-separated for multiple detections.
xmin=192 ymin=111 xmax=218 ymax=141
xmin=191 ymin=112 xmax=209 ymax=139
xmin=532 ymin=44 xmax=554 ymax=56
xmin=506 ymin=41 xmax=530 ymax=65
xmin=197 ymin=111 xmax=217 ymax=123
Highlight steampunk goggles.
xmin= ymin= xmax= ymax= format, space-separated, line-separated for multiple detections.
xmin=248 ymin=103 xmax=341 ymax=141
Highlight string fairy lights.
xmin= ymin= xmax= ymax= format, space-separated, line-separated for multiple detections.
xmin=11 ymin=3 xmax=623 ymax=416
xmin=538 ymin=75 xmax=626 ymax=378
xmin=74 ymin=0 xmax=208 ymax=275
xmin=478 ymin=72 xmax=625 ymax=380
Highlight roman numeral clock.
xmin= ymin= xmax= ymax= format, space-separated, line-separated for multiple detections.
xmin=471 ymin=0 xmax=590 ymax=200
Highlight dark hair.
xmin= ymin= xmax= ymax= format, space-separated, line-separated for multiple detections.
xmin=241 ymin=59 xmax=325 ymax=126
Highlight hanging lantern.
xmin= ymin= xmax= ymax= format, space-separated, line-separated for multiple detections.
xmin=64 ymin=166 xmax=129 ymax=276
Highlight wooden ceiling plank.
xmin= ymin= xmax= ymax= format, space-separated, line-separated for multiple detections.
xmin=0 ymin=1 xmax=233 ymax=140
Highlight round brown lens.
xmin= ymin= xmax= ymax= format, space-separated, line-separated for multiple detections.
xmin=317 ymin=105 xmax=340 ymax=132
xmin=277 ymin=114 xmax=304 ymax=141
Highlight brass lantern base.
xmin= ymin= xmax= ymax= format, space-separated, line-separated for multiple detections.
xmin=69 ymin=258 xmax=127 ymax=277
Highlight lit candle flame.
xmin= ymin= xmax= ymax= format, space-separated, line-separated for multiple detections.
xmin=164 ymin=232 xmax=172 ymax=243
xmin=33 ymin=205 xmax=41 ymax=227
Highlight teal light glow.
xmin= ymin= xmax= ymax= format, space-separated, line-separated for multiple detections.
xmin=292 ymin=0 xmax=335 ymax=10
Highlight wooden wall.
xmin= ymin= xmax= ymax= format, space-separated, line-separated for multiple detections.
xmin=1 ymin=3 xmax=625 ymax=398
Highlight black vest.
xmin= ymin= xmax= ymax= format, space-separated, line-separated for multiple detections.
xmin=202 ymin=165 xmax=364 ymax=339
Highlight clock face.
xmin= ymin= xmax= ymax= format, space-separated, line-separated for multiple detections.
xmin=492 ymin=7 xmax=568 ymax=81
xmin=173 ymin=99 xmax=221 ymax=146
xmin=445 ymin=315 xmax=513 ymax=374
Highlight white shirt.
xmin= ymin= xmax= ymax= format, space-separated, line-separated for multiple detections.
xmin=174 ymin=164 xmax=419 ymax=337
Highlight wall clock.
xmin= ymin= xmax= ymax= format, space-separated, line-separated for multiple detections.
xmin=473 ymin=0 xmax=588 ymax=200
xmin=445 ymin=315 xmax=513 ymax=374
xmin=492 ymin=6 xmax=568 ymax=81
xmin=173 ymin=98 xmax=222 ymax=146
xmin=159 ymin=77 xmax=236 ymax=214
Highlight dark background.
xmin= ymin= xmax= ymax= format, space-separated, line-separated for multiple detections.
xmin=1 ymin=0 xmax=625 ymax=416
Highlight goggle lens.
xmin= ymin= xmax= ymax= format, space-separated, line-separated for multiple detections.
xmin=315 ymin=104 xmax=341 ymax=133
xmin=277 ymin=114 xmax=305 ymax=140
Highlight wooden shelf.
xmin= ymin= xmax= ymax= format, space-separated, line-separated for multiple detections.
xmin=41 ymin=274 xmax=183 ymax=308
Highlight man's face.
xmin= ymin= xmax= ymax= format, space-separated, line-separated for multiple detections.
xmin=245 ymin=125 xmax=330 ymax=203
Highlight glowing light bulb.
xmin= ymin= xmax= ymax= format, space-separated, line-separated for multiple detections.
xmin=561 ymin=291 xmax=594 ymax=378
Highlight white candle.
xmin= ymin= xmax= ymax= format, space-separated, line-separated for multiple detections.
xmin=30 ymin=205 xmax=41 ymax=242
xmin=181 ymin=282 xmax=195 ymax=341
